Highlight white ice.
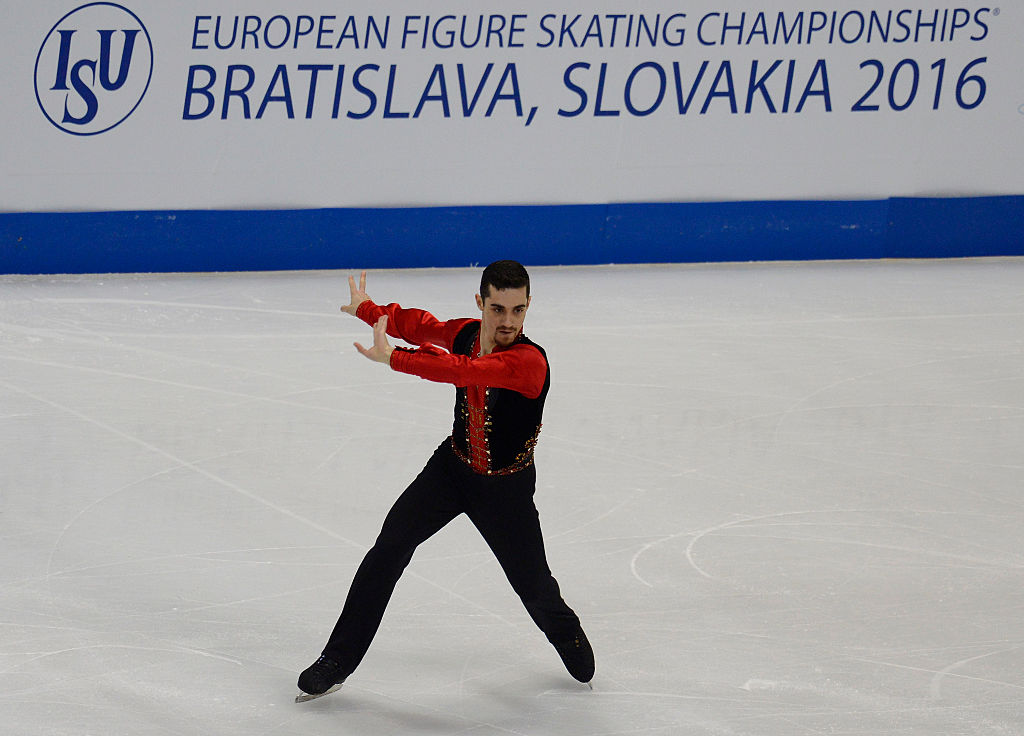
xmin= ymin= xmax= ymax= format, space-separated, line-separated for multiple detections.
xmin=2 ymin=260 xmax=1023 ymax=735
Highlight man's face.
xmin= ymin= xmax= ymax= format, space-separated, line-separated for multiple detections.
xmin=476 ymin=286 xmax=530 ymax=349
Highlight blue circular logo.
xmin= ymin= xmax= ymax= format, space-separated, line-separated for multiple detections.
xmin=34 ymin=2 xmax=154 ymax=136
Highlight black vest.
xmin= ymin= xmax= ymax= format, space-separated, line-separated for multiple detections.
xmin=449 ymin=321 xmax=549 ymax=475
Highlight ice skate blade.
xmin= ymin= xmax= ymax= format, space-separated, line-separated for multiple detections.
xmin=295 ymin=683 xmax=343 ymax=703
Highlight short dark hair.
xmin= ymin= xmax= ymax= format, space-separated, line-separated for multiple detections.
xmin=480 ymin=260 xmax=530 ymax=300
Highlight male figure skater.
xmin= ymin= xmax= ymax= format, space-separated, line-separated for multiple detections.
xmin=298 ymin=261 xmax=594 ymax=698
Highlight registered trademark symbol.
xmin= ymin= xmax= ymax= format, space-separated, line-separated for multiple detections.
xmin=992 ymin=7 xmax=1000 ymax=16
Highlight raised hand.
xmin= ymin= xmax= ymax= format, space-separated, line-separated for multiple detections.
xmin=354 ymin=315 xmax=394 ymax=364
xmin=340 ymin=271 xmax=369 ymax=316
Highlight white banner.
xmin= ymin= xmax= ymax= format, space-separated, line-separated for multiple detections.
xmin=3 ymin=1 xmax=1022 ymax=212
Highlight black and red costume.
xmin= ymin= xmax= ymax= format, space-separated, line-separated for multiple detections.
xmin=317 ymin=299 xmax=585 ymax=678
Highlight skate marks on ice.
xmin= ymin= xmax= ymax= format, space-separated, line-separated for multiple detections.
xmin=3 ymin=263 xmax=1024 ymax=735
xmin=631 ymin=507 xmax=1024 ymax=586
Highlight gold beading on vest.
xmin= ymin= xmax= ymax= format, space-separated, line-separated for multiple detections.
xmin=451 ymin=423 xmax=542 ymax=476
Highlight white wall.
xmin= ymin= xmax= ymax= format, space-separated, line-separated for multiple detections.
xmin=4 ymin=1 xmax=1022 ymax=213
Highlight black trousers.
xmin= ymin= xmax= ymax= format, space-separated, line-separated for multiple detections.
xmin=322 ymin=441 xmax=582 ymax=675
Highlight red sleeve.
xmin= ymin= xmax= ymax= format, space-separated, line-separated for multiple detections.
xmin=389 ymin=343 xmax=547 ymax=399
xmin=356 ymin=300 xmax=471 ymax=351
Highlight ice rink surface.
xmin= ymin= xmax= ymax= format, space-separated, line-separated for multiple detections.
xmin=2 ymin=259 xmax=1023 ymax=735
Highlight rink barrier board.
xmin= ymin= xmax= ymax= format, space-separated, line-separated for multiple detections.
xmin=1 ymin=195 xmax=1022 ymax=274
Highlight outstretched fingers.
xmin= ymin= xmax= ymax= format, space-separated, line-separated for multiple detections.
xmin=353 ymin=315 xmax=391 ymax=364
xmin=341 ymin=271 xmax=369 ymax=315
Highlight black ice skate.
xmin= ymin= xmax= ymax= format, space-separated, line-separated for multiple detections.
xmin=296 ymin=655 xmax=346 ymax=702
xmin=551 ymin=628 xmax=595 ymax=686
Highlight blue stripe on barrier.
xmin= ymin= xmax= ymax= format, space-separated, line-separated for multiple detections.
xmin=1 ymin=196 xmax=1021 ymax=274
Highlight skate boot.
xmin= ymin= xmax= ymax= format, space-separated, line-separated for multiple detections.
xmin=297 ymin=655 xmax=346 ymax=700
xmin=551 ymin=627 xmax=595 ymax=684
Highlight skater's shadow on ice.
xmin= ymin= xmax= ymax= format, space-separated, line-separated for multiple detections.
xmin=297 ymin=676 xmax=594 ymax=733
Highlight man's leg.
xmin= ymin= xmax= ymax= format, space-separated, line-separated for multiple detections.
xmin=464 ymin=466 xmax=595 ymax=682
xmin=303 ymin=445 xmax=463 ymax=689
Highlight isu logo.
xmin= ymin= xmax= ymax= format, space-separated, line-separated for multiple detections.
xmin=34 ymin=2 xmax=153 ymax=135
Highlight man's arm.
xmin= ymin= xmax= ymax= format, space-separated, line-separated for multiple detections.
xmin=353 ymin=316 xmax=546 ymax=398
xmin=390 ymin=342 xmax=547 ymax=399
xmin=340 ymin=271 xmax=468 ymax=349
